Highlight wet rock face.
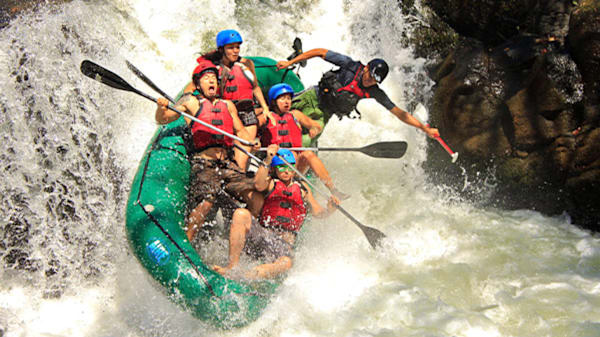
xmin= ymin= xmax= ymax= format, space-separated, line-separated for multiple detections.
xmin=424 ymin=0 xmax=574 ymax=46
xmin=422 ymin=0 xmax=600 ymax=230
xmin=0 ymin=0 xmax=72 ymax=29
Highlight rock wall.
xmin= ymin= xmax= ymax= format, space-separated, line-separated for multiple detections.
xmin=420 ymin=0 xmax=600 ymax=230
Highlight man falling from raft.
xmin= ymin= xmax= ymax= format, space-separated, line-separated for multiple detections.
xmin=276 ymin=48 xmax=440 ymax=141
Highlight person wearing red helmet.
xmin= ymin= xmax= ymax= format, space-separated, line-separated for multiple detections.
xmin=184 ymin=29 xmax=273 ymax=171
xmin=213 ymin=145 xmax=339 ymax=280
xmin=156 ymin=60 xmax=262 ymax=243
xmin=276 ymin=49 xmax=439 ymax=143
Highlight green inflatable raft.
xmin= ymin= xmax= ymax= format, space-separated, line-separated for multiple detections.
xmin=124 ymin=57 xmax=304 ymax=328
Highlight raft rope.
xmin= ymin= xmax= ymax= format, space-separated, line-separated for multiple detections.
xmin=135 ymin=127 xmax=219 ymax=298
xmin=134 ymin=128 xmax=267 ymax=299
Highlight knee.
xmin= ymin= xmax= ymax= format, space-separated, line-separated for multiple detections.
xmin=301 ymin=150 xmax=317 ymax=160
xmin=233 ymin=208 xmax=252 ymax=222
xmin=232 ymin=208 xmax=253 ymax=231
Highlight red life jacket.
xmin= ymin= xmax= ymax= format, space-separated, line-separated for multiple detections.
xmin=190 ymin=97 xmax=234 ymax=150
xmin=219 ymin=62 xmax=255 ymax=101
xmin=337 ymin=66 xmax=371 ymax=99
xmin=260 ymin=112 xmax=303 ymax=149
xmin=260 ymin=180 xmax=307 ymax=233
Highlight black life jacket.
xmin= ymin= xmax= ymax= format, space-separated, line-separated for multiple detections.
xmin=317 ymin=64 xmax=370 ymax=119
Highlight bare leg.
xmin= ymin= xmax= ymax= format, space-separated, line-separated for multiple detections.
xmin=233 ymin=125 xmax=258 ymax=171
xmin=213 ymin=208 xmax=252 ymax=276
xmin=297 ymin=150 xmax=349 ymax=199
xmin=245 ymin=256 xmax=293 ymax=280
xmin=186 ymin=200 xmax=213 ymax=242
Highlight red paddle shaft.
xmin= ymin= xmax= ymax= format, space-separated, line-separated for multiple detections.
xmin=426 ymin=123 xmax=459 ymax=163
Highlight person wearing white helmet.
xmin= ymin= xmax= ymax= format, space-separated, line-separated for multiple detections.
xmin=276 ymin=49 xmax=439 ymax=143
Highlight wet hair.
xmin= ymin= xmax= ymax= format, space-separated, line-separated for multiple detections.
xmin=200 ymin=49 xmax=223 ymax=64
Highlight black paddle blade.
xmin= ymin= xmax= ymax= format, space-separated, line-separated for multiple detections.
xmin=336 ymin=206 xmax=386 ymax=249
xmin=292 ymin=37 xmax=307 ymax=67
xmin=360 ymin=141 xmax=407 ymax=159
xmin=80 ymin=60 xmax=135 ymax=92
xmin=359 ymin=224 xmax=387 ymax=249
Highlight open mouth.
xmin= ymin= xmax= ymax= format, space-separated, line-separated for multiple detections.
xmin=205 ymin=85 xmax=217 ymax=95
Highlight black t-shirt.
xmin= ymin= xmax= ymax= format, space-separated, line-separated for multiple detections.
xmin=323 ymin=50 xmax=396 ymax=110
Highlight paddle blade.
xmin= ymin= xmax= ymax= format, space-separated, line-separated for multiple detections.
xmin=292 ymin=37 xmax=307 ymax=67
xmin=80 ymin=60 xmax=135 ymax=92
xmin=359 ymin=224 xmax=387 ymax=249
xmin=360 ymin=141 xmax=407 ymax=159
xmin=336 ymin=206 xmax=386 ymax=249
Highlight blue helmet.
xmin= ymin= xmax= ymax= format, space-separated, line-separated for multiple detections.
xmin=271 ymin=148 xmax=296 ymax=167
xmin=216 ymin=29 xmax=243 ymax=48
xmin=268 ymin=83 xmax=294 ymax=105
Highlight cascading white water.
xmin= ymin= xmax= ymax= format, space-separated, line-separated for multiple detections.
xmin=1 ymin=1 xmax=599 ymax=336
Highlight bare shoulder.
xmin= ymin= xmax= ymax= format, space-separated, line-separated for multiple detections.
xmin=178 ymin=94 xmax=198 ymax=111
xmin=224 ymin=100 xmax=238 ymax=113
xmin=240 ymin=57 xmax=255 ymax=70
xmin=240 ymin=57 xmax=254 ymax=66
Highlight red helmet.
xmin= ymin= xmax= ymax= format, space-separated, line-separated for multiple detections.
xmin=192 ymin=60 xmax=218 ymax=80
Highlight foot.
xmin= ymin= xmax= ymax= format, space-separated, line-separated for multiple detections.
xmin=212 ymin=264 xmax=232 ymax=276
xmin=331 ymin=187 xmax=350 ymax=200
xmin=243 ymin=265 xmax=271 ymax=280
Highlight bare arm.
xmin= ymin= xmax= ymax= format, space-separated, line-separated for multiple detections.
xmin=304 ymin=183 xmax=339 ymax=219
xmin=276 ymin=48 xmax=329 ymax=70
xmin=291 ymin=109 xmax=322 ymax=138
xmin=254 ymin=144 xmax=279 ymax=191
xmin=241 ymin=58 xmax=267 ymax=109
xmin=390 ymin=106 xmax=439 ymax=138
xmin=155 ymin=96 xmax=191 ymax=125
xmin=243 ymin=57 xmax=274 ymax=125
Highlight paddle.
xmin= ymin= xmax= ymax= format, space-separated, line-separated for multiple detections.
xmin=413 ymin=103 xmax=459 ymax=163
xmin=235 ymin=144 xmax=386 ymax=248
xmin=125 ymin=60 xmax=176 ymax=103
xmin=236 ymin=143 xmax=386 ymax=248
xmin=288 ymin=37 xmax=307 ymax=68
xmin=259 ymin=141 xmax=407 ymax=159
xmin=80 ymin=60 xmax=253 ymax=146
xmin=118 ymin=59 xmax=385 ymax=247
xmin=272 ymin=152 xmax=386 ymax=249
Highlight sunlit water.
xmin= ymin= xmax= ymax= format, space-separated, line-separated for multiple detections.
xmin=1 ymin=1 xmax=599 ymax=336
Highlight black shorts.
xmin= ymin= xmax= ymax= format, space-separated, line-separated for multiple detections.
xmin=238 ymin=109 xmax=258 ymax=126
xmin=233 ymin=99 xmax=258 ymax=126
xmin=245 ymin=219 xmax=293 ymax=262
xmin=188 ymin=154 xmax=254 ymax=206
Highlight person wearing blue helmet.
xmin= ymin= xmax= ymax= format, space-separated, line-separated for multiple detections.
xmin=276 ymin=48 xmax=439 ymax=144
xmin=260 ymin=83 xmax=349 ymax=200
xmin=213 ymin=144 xmax=340 ymax=280
xmin=184 ymin=29 xmax=274 ymax=171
